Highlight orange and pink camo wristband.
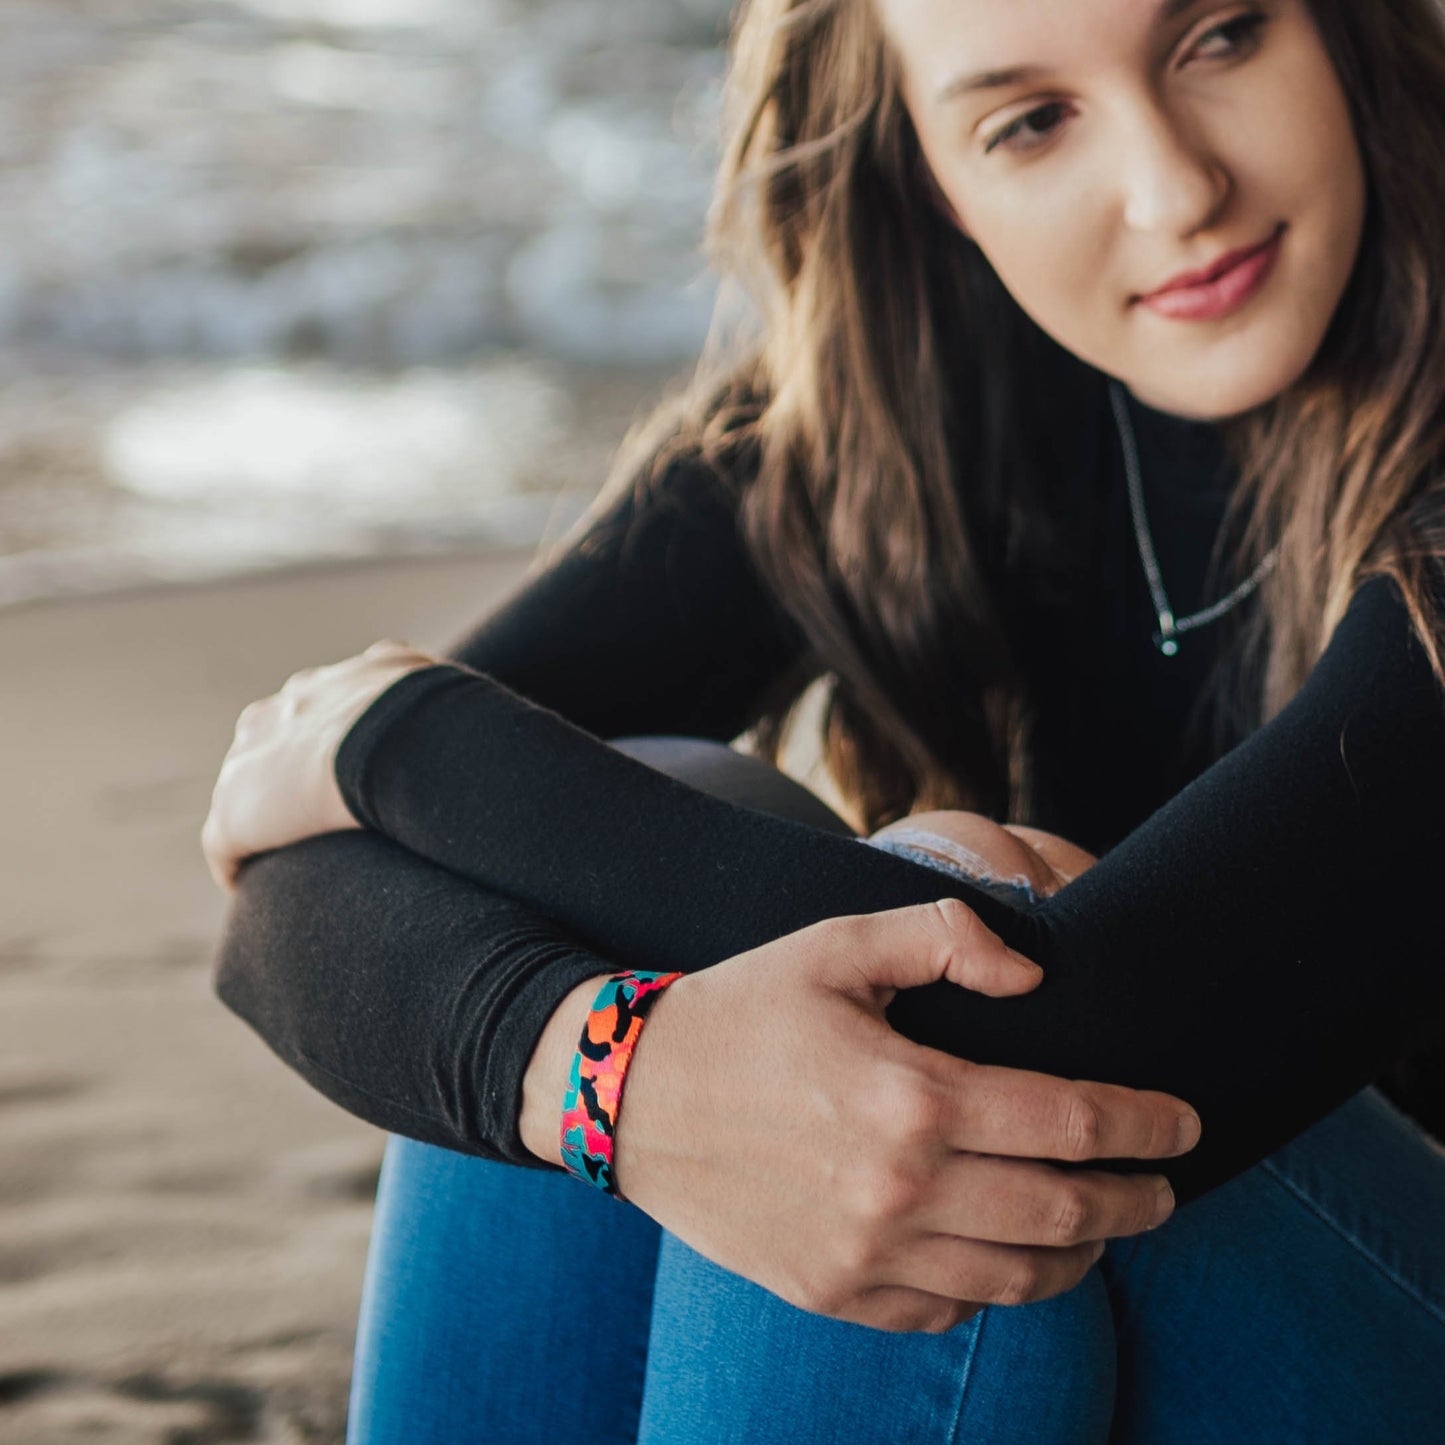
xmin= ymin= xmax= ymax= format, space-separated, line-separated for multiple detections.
xmin=559 ymin=970 xmax=683 ymax=1198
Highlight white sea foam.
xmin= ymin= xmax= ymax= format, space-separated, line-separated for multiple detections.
xmin=0 ymin=0 xmax=732 ymax=604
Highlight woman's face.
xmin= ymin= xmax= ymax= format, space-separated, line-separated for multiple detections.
xmin=875 ymin=0 xmax=1368 ymax=419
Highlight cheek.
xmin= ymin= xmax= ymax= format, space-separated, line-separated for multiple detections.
xmin=923 ymin=124 xmax=1110 ymax=319
xmin=1237 ymin=35 xmax=1366 ymax=230
xmin=968 ymin=190 xmax=1119 ymax=346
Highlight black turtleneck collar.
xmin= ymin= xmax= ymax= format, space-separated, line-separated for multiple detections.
xmin=1117 ymin=383 xmax=1234 ymax=497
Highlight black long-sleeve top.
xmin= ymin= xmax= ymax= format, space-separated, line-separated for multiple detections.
xmin=213 ymin=369 xmax=1445 ymax=1206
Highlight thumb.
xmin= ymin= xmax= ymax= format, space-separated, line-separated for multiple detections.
xmin=819 ymin=897 xmax=1044 ymax=1007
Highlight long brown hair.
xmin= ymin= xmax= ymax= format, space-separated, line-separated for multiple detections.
xmin=558 ymin=0 xmax=1445 ymax=834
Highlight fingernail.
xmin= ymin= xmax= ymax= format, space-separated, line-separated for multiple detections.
xmin=1175 ymin=1112 xmax=1202 ymax=1152
xmin=1154 ymin=1177 xmax=1175 ymax=1224
xmin=1007 ymin=948 xmax=1043 ymax=977
xmin=1090 ymin=1240 xmax=1106 ymax=1264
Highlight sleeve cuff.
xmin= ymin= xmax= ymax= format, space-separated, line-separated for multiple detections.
xmin=334 ymin=664 xmax=463 ymax=831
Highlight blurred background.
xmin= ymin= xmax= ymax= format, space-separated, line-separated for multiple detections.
xmin=0 ymin=0 xmax=737 ymax=603
xmin=0 ymin=1 xmax=738 ymax=1439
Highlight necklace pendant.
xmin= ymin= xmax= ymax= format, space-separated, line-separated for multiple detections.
xmin=1152 ymin=607 xmax=1179 ymax=657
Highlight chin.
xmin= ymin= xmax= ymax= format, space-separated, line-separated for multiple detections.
xmin=1123 ymin=334 xmax=1328 ymax=421
xmin=1121 ymin=253 xmax=1358 ymax=420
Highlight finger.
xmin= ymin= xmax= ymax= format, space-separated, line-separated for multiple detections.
xmin=200 ymin=831 xmax=237 ymax=896
xmin=886 ymin=1232 xmax=1105 ymax=1309
xmin=232 ymin=697 xmax=274 ymax=744
xmin=942 ymin=1060 xmax=1202 ymax=1161
xmin=363 ymin=638 xmax=419 ymax=661
xmin=817 ymin=897 xmax=1044 ymax=1002
xmin=200 ymin=813 xmax=227 ymax=894
xmin=837 ymin=1286 xmax=984 ymax=1334
xmin=201 ymin=831 xmax=240 ymax=896
xmin=915 ymin=1153 xmax=1175 ymax=1245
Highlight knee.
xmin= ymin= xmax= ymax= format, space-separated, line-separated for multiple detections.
xmin=643 ymin=1234 xmax=1115 ymax=1445
xmin=957 ymin=1279 xmax=1117 ymax=1443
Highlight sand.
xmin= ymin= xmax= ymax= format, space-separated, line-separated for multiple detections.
xmin=0 ymin=549 xmax=538 ymax=1444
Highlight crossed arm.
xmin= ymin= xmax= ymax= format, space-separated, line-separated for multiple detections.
xmin=213 ymin=456 xmax=1445 ymax=1207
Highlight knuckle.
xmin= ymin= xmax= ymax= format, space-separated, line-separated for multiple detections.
xmin=996 ymin=1257 xmax=1045 ymax=1307
xmin=854 ymin=1293 xmax=936 ymax=1335
xmin=923 ymin=1304 xmax=972 ymax=1335
xmin=281 ymin=667 xmax=321 ymax=697
xmin=851 ymin=1162 xmax=918 ymax=1230
xmin=1064 ymin=1247 xmax=1097 ymax=1292
xmin=885 ymin=1076 xmax=946 ymax=1149
xmin=849 ymin=1132 xmax=930 ymax=1225
xmin=796 ymin=1275 xmax=849 ymax=1319
xmin=928 ymin=896 xmax=981 ymax=957
xmin=1062 ymin=1090 xmax=1103 ymax=1160
xmin=928 ymin=894 xmax=975 ymax=934
xmin=829 ymin=1226 xmax=876 ymax=1283
xmin=234 ymin=698 xmax=272 ymax=735
xmin=898 ymin=1305 xmax=947 ymax=1335
xmin=1134 ymin=1180 xmax=1168 ymax=1232
xmin=1049 ymin=1184 xmax=1094 ymax=1246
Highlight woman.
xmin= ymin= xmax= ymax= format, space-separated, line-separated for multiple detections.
xmin=204 ymin=0 xmax=1445 ymax=1438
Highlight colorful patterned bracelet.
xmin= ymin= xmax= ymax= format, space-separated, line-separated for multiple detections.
xmin=559 ymin=969 xmax=683 ymax=1198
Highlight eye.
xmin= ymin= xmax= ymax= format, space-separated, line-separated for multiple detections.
xmin=1191 ymin=9 xmax=1269 ymax=61
xmin=983 ymin=100 xmax=1073 ymax=157
xmin=980 ymin=8 xmax=1269 ymax=159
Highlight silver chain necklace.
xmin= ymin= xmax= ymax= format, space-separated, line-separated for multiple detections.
xmin=1108 ymin=379 xmax=1278 ymax=657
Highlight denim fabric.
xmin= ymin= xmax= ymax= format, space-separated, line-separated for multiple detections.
xmin=861 ymin=829 xmax=1045 ymax=907
xmin=346 ymin=1088 xmax=1445 ymax=1444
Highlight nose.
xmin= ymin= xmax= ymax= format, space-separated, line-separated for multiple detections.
xmin=1118 ymin=100 xmax=1231 ymax=238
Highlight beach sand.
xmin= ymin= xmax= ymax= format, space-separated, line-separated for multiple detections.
xmin=0 ymin=550 xmax=543 ymax=1443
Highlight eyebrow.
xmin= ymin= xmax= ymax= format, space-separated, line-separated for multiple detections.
xmin=934 ymin=0 xmax=1210 ymax=105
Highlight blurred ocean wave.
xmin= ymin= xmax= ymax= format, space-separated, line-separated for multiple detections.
xmin=0 ymin=0 xmax=734 ymax=605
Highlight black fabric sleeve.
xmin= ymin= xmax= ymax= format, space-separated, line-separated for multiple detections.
xmin=214 ymin=831 xmax=617 ymax=1165
xmin=330 ymin=573 xmax=1445 ymax=1204
xmin=436 ymin=452 xmax=811 ymax=739
xmin=212 ymin=452 xmax=812 ymax=1168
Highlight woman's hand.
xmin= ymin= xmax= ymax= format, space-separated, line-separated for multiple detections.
xmin=201 ymin=640 xmax=439 ymax=894
xmin=528 ymin=899 xmax=1199 ymax=1336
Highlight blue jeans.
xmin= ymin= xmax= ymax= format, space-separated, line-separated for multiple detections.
xmin=344 ymin=740 xmax=1445 ymax=1442
xmin=346 ymin=1092 xmax=1445 ymax=1443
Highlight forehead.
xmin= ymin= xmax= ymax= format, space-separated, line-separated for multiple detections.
xmin=874 ymin=0 xmax=1201 ymax=97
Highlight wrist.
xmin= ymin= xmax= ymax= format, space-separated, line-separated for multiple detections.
xmin=558 ymin=970 xmax=683 ymax=1197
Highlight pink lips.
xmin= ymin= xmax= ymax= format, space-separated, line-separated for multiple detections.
xmin=1137 ymin=224 xmax=1286 ymax=322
